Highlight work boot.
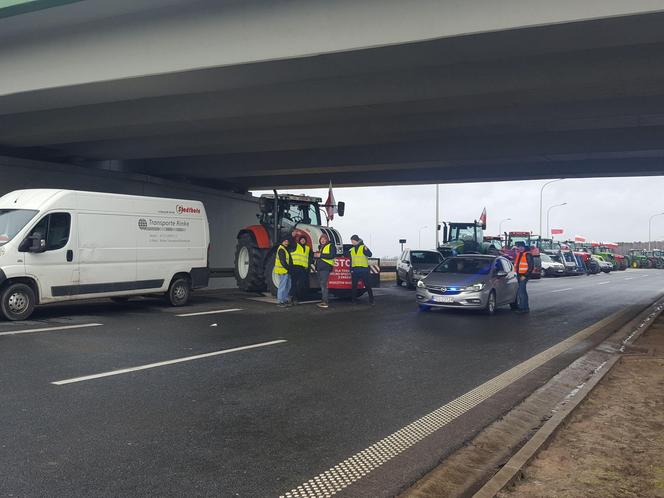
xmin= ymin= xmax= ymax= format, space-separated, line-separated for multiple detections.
xmin=317 ymin=302 xmax=328 ymax=309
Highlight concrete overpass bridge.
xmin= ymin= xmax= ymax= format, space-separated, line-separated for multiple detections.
xmin=2 ymin=0 xmax=664 ymax=191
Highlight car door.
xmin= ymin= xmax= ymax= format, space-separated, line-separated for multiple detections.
xmin=500 ymin=258 xmax=518 ymax=304
xmin=22 ymin=212 xmax=78 ymax=301
xmin=398 ymin=250 xmax=409 ymax=280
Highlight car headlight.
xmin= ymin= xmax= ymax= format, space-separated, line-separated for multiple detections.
xmin=417 ymin=280 xmax=426 ymax=288
xmin=464 ymin=283 xmax=485 ymax=292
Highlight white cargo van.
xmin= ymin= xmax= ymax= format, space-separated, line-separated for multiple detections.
xmin=0 ymin=189 xmax=209 ymax=320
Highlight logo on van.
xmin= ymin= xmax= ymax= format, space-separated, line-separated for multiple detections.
xmin=138 ymin=218 xmax=148 ymax=230
xmin=176 ymin=205 xmax=201 ymax=214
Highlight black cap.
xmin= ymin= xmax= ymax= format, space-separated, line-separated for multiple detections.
xmin=350 ymin=234 xmax=360 ymax=241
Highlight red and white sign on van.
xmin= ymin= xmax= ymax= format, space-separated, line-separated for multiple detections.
xmin=176 ymin=205 xmax=201 ymax=214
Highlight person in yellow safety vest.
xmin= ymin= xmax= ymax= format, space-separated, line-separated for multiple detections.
xmin=290 ymin=235 xmax=313 ymax=304
xmin=346 ymin=234 xmax=375 ymax=305
xmin=273 ymin=237 xmax=292 ymax=307
xmin=314 ymin=233 xmax=337 ymax=309
xmin=513 ymin=242 xmax=534 ymax=313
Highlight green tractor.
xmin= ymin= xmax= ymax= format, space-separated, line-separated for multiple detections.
xmin=593 ymin=244 xmax=625 ymax=271
xmin=645 ymin=250 xmax=664 ymax=269
xmin=438 ymin=221 xmax=499 ymax=258
xmin=653 ymin=249 xmax=664 ymax=269
xmin=628 ymin=249 xmax=650 ymax=268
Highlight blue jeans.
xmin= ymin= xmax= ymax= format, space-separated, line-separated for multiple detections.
xmin=276 ymin=273 xmax=291 ymax=303
xmin=517 ymin=277 xmax=529 ymax=311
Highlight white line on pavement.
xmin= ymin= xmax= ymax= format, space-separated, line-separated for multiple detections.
xmin=176 ymin=308 xmax=243 ymax=317
xmin=551 ymin=287 xmax=573 ymax=293
xmin=280 ymin=308 xmax=630 ymax=498
xmin=624 ymin=277 xmax=634 ymax=281
xmin=0 ymin=323 xmax=103 ymax=337
xmin=51 ymin=339 xmax=286 ymax=385
xmin=597 ymin=281 xmax=610 ymax=285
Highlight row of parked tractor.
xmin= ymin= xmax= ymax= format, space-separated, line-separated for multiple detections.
xmin=434 ymin=221 xmax=648 ymax=278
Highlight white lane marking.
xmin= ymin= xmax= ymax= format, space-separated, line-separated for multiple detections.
xmin=176 ymin=308 xmax=243 ymax=317
xmin=280 ymin=308 xmax=628 ymax=498
xmin=0 ymin=323 xmax=102 ymax=337
xmin=624 ymin=277 xmax=634 ymax=281
xmin=597 ymin=281 xmax=610 ymax=285
xmin=551 ymin=287 xmax=573 ymax=293
xmin=52 ymin=339 xmax=286 ymax=385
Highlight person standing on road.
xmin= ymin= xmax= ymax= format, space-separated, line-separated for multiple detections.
xmin=314 ymin=233 xmax=337 ymax=309
xmin=347 ymin=234 xmax=375 ymax=305
xmin=514 ymin=242 xmax=534 ymax=313
xmin=290 ymin=235 xmax=312 ymax=304
xmin=274 ymin=237 xmax=292 ymax=307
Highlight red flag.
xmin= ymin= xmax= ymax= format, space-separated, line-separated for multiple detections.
xmin=325 ymin=181 xmax=336 ymax=221
xmin=551 ymin=228 xmax=564 ymax=235
xmin=479 ymin=207 xmax=487 ymax=228
xmin=574 ymin=235 xmax=586 ymax=242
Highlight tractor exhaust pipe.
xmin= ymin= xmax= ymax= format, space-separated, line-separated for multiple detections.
xmin=272 ymin=189 xmax=279 ymax=244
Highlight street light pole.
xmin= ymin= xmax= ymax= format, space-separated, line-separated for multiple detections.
xmin=418 ymin=226 xmax=428 ymax=249
xmin=546 ymin=202 xmax=567 ymax=237
xmin=539 ymin=179 xmax=563 ymax=237
xmin=498 ymin=218 xmax=511 ymax=237
xmin=648 ymin=212 xmax=664 ymax=250
xmin=435 ymin=184 xmax=440 ymax=249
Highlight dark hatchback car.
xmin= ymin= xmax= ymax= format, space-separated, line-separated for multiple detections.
xmin=416 ymin=255 xmax=518 ymax=314
xmin=396 ymin=249 xmax=444 ymax=289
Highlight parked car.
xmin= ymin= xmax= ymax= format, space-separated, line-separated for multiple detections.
xmin=592 ymin=255 xmax=613 ymax=273
xmin=540 ymin=253 xmax=565 ymax=277
xmin=416 ymin=254 xmax=517 ymax=315
xmin=397 ymin=249 xmax=443 ymax=289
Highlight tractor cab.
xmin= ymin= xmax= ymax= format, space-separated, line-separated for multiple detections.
xmin=498 ymin=232 xmax=541 ymax=278
xmin=258 ymin=193 xmax=344 ymax=251
xmin=439 ymin=221 xmax=489 ymax=257
xmin=535 ymin=237 xmax=562 ymax=253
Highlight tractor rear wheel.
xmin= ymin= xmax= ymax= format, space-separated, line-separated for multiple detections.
xmin=263 ymin=251 xmax=280 ymax=297
xmin=234 ymin=234 xmax=267 ymax=292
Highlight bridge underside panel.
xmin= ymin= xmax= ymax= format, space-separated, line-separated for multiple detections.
xmin=2 ymin=11 xmax=664 ymax=189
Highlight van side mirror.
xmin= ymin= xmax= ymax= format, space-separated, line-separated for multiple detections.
xmin=337 ymin=201 xmax=345 ymax=217
xmin=496 ymin=270 xmax=508 ymax=278
xmin=20 ymin=234 xmax=46 ymax=253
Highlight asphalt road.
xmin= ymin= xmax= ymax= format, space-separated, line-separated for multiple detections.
xmin=1 ymin=269 xmax=663 ymax=497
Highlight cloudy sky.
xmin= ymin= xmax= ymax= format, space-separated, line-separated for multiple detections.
xmin=255 ymin=176 xmax=664 ymax=258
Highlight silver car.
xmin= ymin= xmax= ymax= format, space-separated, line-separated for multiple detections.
xmin=416 ymin=255 xmax=518 ymax=314
xmin=396 ymin=249 xmax=444 ymax=289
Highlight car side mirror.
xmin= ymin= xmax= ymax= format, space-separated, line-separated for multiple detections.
xmin=496 ymin=270 xmax=508 ymax=278
xmin=337 ymin=201 xmax=345 ymax=217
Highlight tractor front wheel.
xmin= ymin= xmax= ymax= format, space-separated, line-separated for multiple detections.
xmin=234 ymin=234 xmax=267 ymax=292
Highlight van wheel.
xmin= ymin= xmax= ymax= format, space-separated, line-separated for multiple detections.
xmin=167 ymin=277 xmax=190 ymax=306
xmin=1 ymin=283 xmax=36 ymax=321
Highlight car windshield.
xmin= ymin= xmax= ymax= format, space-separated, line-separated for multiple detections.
xmin=434 ymin=257 xmax=493 ymax=275
xmin=540 ymin=253 xmax=552 ymax=262
xmin=550 ymin=254 xmax=563 ymax=263
xmin=0 ymin=209 xmax=38 ymax=246
xmin=563 ymin=251 xmax=576 ymax=263
xmin=410 ymin=251 xmax=441 ymax=264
